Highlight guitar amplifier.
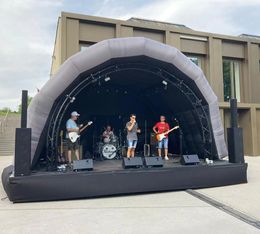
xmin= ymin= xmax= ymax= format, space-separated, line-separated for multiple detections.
xmin=150 ymin=133 xmax=157 ymax=146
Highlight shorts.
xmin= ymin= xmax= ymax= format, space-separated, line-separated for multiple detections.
xmin=127 ymin=140 xmax=137 ymax=149
xmin=67 ymin=138 xmax=79 ymax=151
xmin=158 ymin=138 xmax=168 ymax=149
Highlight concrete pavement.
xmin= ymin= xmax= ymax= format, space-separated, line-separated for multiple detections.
xmin=198 ymin=156 xmax=260 ymax=221
xmin=0 ymin=156 xmax=259 ymax=234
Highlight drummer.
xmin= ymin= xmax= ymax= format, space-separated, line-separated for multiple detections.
xmin=102 ymin=125 xmax=114 ymax=143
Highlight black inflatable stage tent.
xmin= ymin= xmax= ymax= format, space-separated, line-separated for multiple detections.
xmin=2 ymin=37 xmax=247 ymax=202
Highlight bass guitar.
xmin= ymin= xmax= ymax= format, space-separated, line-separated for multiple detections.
xmin=68 ymin=121 xmax=93 ymax=143
xmin=156 ymin=126 xmax=179 ymax=141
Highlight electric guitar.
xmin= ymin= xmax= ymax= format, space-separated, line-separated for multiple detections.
xmin=68 ymin=121 xmax=93 ymax=143
xmin=156 ymin=126 xmax=179 ymax=141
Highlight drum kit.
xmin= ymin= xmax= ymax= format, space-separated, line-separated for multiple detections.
xmin=96 ymin=133 xmax=123 ymax=160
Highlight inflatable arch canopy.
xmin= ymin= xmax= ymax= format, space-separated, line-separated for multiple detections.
xmin=28 ymin=37 xmax=228 ymax=165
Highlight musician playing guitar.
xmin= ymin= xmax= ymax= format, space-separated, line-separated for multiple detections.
xmin=66 ymin=111 xmax=81 ymax=165
xmin=153 ymin=115 xmax=170 ymax=160
xmin=66 ymin=111 xmax=93 ymax=166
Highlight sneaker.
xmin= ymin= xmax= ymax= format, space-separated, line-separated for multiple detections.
xmin=165 ymin=156 xmax=169 ymax=160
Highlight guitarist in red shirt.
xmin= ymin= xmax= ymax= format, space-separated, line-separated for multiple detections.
xmin=153 ymin=116 xmax=170 ymax=160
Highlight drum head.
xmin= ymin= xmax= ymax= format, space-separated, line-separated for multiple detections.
xmin=102 ymin=144 xmax=117 ymax=159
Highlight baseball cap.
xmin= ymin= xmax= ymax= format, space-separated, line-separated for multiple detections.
xmin=71 ymin=111 xmax=80 ymax=117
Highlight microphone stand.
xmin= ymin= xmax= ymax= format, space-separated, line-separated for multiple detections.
xmin=118 ymin=129 xmax=122 ymax=159
xmin=143 ymin=120 xmax=150 ymax=157
xmin=179 ymin=128 xmax=183 ymax=156
xmin=175 ymin=118 xmax=183 ymax=156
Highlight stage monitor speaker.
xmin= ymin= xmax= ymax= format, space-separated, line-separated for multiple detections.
xmin=14 ymin=128 xmax=31 ymax=176
xmin=122 ymin=157 xmax=143 ymax=169
xmin=180 ymin=154 xmax=200 ymax=165
xmin=73 ymin=159 xmax=93 ymax=171
xmin=227 ymin=128 xmax=244 ymax=163
xmin=143 ymin=156 xmax=163 ymax=167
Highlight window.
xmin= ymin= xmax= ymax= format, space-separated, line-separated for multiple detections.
xmin=223 ymin=59 xmax=241 ymax=102
xmin=186 ymin=55 xmax=202 ymax=68
xmin=79 ymin=42 xmax=95 ymax=51
xmin=80 ymin=45 xmax=89 ymax=51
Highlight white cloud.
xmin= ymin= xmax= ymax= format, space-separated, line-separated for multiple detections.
xmin=0 ymin=0 xmax=259 ymax=110
xmin=96 ymin=0 xmax=260 ymax=36
xmin=0 ymin=0 xmax=62 ymax=110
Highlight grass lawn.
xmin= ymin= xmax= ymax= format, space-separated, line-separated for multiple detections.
xmin=0 ymin=111 xmax=20 ymax=116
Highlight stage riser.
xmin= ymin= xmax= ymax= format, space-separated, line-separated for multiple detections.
xmin=3 ymin=163 xmax=247 ymax=202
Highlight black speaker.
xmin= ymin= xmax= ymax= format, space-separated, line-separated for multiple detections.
xmin=227 ymin=128 xmax=244 ymax=163
xmin=21 ymin=90 xmax=28 ymax=128
xmin=180 ymin=154 xmax=200 ymax=165
xmin=122 ymin=157 xmax=143 ymax=169
xmin=73 ymin=159 xmax=93 ymax=171
xmin=143 ymin=156 xmax=163 ymax=167
xmin=14 ymin=128 xmax=31 ymax=176
xmin=230 ymin=99 xmax=238 ymax=128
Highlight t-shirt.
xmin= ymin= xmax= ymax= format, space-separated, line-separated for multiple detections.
xmin=154 ymin=122 xmax=170 ymax=138
xmin=103 ymin=130 xmax=114 ymax=138
xmin=66 ymin=119 xmax=78 ymax=138
xmin=103 ymin=130 xmax=114 ymax=142
xmin=126 ymin=121 xmax=138 ymax=141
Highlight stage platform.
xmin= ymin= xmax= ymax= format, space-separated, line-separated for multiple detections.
xmin=2 ymin=157 xmax=247 ymax=203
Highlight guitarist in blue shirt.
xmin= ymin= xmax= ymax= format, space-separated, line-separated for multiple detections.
xmin=66 ymin=111 xmax=80 ymax=165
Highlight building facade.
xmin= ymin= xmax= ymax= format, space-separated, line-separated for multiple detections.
xmin=51 ymin=12 xmax=260 ymax=155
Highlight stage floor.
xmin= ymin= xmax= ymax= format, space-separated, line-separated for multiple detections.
xmin=33 ymin=156 xmax=232 ymax=175
xmin=91 ymin=157 xmax=230 ymax=172
xmin=2 ymin=156 xmax=248 ymax=202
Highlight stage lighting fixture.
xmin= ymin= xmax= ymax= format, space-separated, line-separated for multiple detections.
xmin=162 ymin=80 xmax=168 ymax=90
xmin=104 ymin=76 xmax=111 ymax=82
xmin=162 ymin=80 xmax=168 ymax=86
xmin=70 ymin=97 xmax=76 ymax=103
xmin=66 ymin=95 xmax=76 ymax=103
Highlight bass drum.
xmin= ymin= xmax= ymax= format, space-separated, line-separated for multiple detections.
xmin=102 ymin=144 xmax=117 ymax=160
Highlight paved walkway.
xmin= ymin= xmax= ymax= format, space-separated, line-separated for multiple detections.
xmin=0 ymin=156 xmax=259 ymax=234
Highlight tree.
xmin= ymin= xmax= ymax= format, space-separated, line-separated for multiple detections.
xmin=0 ymin=107 xmax=10 ymax=112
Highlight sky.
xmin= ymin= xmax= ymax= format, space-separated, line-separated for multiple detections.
xmin=0 ymin=0 xmax=260 ymax=111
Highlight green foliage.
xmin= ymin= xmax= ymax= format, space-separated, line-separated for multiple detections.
xmin=0 ymin=107 xmax=10 ymax=112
